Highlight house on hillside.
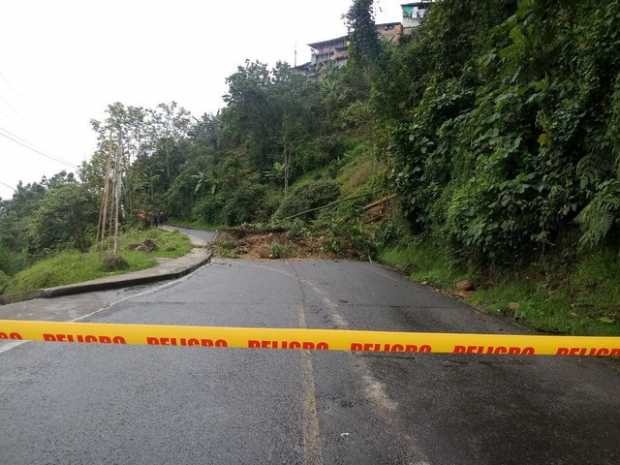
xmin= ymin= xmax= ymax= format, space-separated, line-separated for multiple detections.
xmin=401 ymin=1 xmax=433 ymax=31
xmin=376 ymin=22 xmax=404 ymax=43
xmin=305 ymin=22 xmax=403 ymax=70
xmin=308 ymin=35 xmax=349 ymax=68
xmin=294 ymin=2 xmax=433 ymax=74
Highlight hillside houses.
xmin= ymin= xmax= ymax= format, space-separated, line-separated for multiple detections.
xmin=295 ymin=1 xmax=433 ymax=73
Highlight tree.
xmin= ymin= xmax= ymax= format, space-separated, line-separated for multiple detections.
xmin=28 ymin=184 xmax=98 ymax=253
xmin=221 ymin=60 xmax=280 ymax=174
xmin=346 ymin=0 xmax=381 ymax=67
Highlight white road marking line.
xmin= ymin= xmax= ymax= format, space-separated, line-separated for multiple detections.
xmin=300 ymin=277 xmax=431 ymax=464
xmin=71 ymin=272 xmax=196 ymax=322
xmin=0 ymin=264 xmax=204 ymax=356
xmin=0 ymin=340 xmax=27 ymax=355
xmin=303 ymin=279 xmax=399 ymax=412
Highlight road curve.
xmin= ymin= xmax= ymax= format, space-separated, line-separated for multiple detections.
xmin=0 ymin=258 xmax=618 ymax=465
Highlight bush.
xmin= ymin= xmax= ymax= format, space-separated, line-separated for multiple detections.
xmin=222 ymin=184 xmax=267 ymax=225
xmin=101 ymin=254 xmax=129 ymax=272
xmin=322 ymin=219 xmax=376 ymax=259
xmin=273 ymin=180 xmax=340 ymax=221
xmin=0 ymin=245 xmax=26 ymax=275
xmin=270 ymin=242 xmax=291 ymax=259
xmin=192 ymin=194 xmax=226 ymax=225
xmin=0 ymin=270 xmax=9 ymax=293
xmin=286 ymin=219 xmax=307 ymax=241
xmin=389 ymin=0 xmax=620 ymax=266
xmin=191 ymin=183 xmax=269 ymax=226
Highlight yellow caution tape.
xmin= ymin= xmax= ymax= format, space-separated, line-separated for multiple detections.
xmin=1 ymin=320 xmax=619 ymax=357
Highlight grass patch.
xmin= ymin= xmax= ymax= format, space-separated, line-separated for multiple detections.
xmin=470 ymin=250 xmax=620 ymax=336
xmin=379 ymin=240 xmax=620 ymax=336
xmin=336 ymin=141 xmax=388 ymax=197
xmin=379 ymin=240 xmax=468 ymax=288
xmin=119 ymin=228 xmax=192 ymax=258
xmin=338 ymin=156 xmax=374 ymax=196
xmin=3 ymin=228 xmax=192 ymax=298
xmin=4 ymin=250 xmax=156 ymax=297
xmin=296 ymin=164 xmax=334 ymax=184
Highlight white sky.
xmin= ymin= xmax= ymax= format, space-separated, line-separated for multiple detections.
xmin=0 ymin=0 xmax=402 ymax=199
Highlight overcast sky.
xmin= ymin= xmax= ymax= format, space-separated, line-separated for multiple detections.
xmin=0 ymin=0 xmax=403 ymax=199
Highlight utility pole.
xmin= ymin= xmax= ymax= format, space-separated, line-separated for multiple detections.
xmin=112 ymin=128 xmax=123 ymax=256
xmin=284 ymin=145 xmax=289 ymax=196
xmin=96 ymin=151 xmax=112 ymax=249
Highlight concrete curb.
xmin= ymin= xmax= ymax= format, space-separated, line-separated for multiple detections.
xmin=37 ymin=250 xmax=213 ymax=299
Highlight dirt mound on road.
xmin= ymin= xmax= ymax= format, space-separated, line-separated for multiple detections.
xmin=214 ymin=230 xmax=333 ymax=260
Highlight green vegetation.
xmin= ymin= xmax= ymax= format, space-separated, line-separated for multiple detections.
xmin=214 ymin=239 xmax=240 ymax=259
xmin=379 ymin=228 xmax=620 ymax=335
xmin=379 ymin=241 xmax=468 ymax=289
xmin=471 ymin=247 xmax=620 ymax=336
xmin=383 ymin=0 xmax=620 ymax=269
xmin=273 ymin=180 xmax=341 ymax=221
xmin=28 ymin=183 xmax=97 ymax=253
xmin=118 ymin=228 xmax=192 ymax=258
xmin=4 ymin=250 xmax=155 ymax=298
xmin=2 ymin=229 xmax=190 ymax=298
xmin=0 ymin=270 xmax=10 ymax=294
xmin=270 ymin=242 xmax=292 ymax=259
xmin=167 ymin=218 xmax=219 ymax=231
xmin=2 ymin=1 xmax=619 ymax=336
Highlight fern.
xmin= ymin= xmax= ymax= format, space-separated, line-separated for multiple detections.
xmin=578 ymin=180 xmax=620 ymax=249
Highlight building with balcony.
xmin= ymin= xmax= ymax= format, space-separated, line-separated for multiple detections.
xmin=294 ymin=2 xmax=434 ymax=73
xmin=401 ymin=1 xmax=433 ymax=30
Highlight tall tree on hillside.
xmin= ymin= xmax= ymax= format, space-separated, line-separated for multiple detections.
xmin=147 ymin=102 xmax=192 ymax=182
xmin=346 ymin=0 xmax=381 ymax=67
xmin=272 ymin=62 xmax=322 ymax=194
xmin=222 ymin=60 xmax=280 ymax=174
xmin=91 ymin=103 xmax=146 ymax=232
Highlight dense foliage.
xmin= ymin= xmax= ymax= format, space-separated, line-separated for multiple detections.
xmin=385 ymin=0 xmax=620 ymax=267
xmin=0 ymin=171 xmax=96 ymax=276
xmin=273 ymin=180 xmax=341 ymax=221
xmin=114 ymin=60 xmax=360 ymax=228
xmin=3 ymin=0 xmax=620 ymax=291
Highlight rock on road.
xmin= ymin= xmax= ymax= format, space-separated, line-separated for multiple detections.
xmin=1 ymin=257 xmax=619 ymax=465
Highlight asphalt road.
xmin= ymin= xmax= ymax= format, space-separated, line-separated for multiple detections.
xmin=1 ymin=258 xmax=619 ymax=465
xmin=170 ymin=226 xmax=218 ymax=247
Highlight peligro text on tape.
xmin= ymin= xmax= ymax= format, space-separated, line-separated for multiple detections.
xmin=1 ymin=320 xmax=619 ymax=357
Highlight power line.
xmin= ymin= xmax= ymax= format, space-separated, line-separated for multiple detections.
xmin=0 ymin=179 xmax=16 ymax=192
xmin=0 ymin=125 xmax=32 ymax=146
xmin=0 ymin=93 xmax=19 ymax=114
xmin=0 ymin=126 xmax=78 ymax=168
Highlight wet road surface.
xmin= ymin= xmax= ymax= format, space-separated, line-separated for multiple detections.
xmin=1 ymin=259 xmax=619 ymax=465
xmin=170 ymin=226 xmax=218 ymax=247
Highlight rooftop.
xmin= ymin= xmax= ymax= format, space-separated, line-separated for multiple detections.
xmin=401 ymin=1 xmax=434 ymax=6
xmin=309 ymin=22 xmax=403 ymax=50
xmin=375 ymin=21 xmax=403 ymax=28
xmin=308 ymin=35 xmax=349 ymax=49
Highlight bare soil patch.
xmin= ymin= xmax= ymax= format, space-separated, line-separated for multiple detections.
xmin=214 ymin=229 xmax=335 ymax=260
